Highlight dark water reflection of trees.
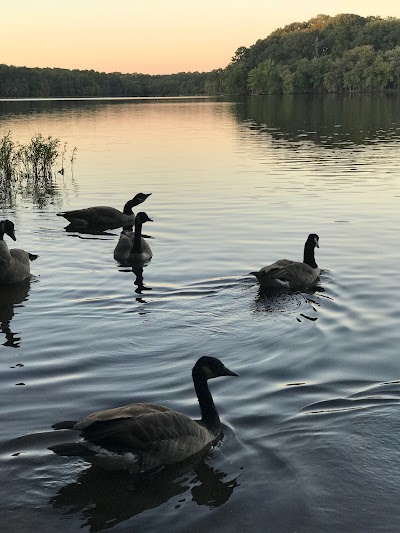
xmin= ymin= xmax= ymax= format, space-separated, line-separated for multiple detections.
xmin=2 ymin=94 xmax=400 ymax=210
xmin=230 ymin=94 xmax=400 ymax=147
xmin=0 ymin=172 xmax=68 ymax=209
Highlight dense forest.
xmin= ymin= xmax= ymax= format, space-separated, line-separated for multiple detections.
xmin=1 ymin=14 xmax=400 ymax=97
xmin=219 ymin=14 xmax=400 ymax=95
xmin=0 ymin=66 xmax=208 ymax=98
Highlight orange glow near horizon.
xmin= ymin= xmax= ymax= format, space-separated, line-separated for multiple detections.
xmin=2 ymin=1 xmax=400 ymax=75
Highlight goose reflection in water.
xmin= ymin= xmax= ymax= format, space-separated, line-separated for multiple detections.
xmin=50 ymin=457 xmax=239 ymax=532
xmin=117 ymin=266 xmax=152 ymax=306
xmin=0 ymin=279 xmax=31 ymax=348
xmin=64 ymin=224 xmax=117 ymax=238
xmin=132 ymin=266 xmax=152 ymax=296
xmin=251 ymin=277 xmax=327 ymax=323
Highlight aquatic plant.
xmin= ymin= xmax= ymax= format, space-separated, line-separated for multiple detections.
xmin=17 ymin=134 xmax=60 ymax=179
xmin=0 ymin=131 xmax=77 ymax=208
xmin=0 ymin=131 xmax=17 ymax=181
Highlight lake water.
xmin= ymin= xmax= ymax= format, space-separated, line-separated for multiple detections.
xmin=1 ymin=95 xmax=400 ymax=532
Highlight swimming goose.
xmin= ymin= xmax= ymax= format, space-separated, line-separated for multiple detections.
xmin=57 ymin=192 xmax=151 ymax=230
xmin=0 ymin=220 xmax=38 ymax=285
xmin=251 ymin=234 xmax=320 ymax=290
xmin=50 ymin=356 xmax=238 ymax=473
xmin=114 ymin=212 xmax=153 ymax=264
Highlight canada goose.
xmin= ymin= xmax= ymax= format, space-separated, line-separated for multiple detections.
xmin=50 ymin=356 xmax=238 ymax=473
xmin=0 ymin=220 xmax=38 ymax=285
xmin=114 ymin=212 xmax=153 ymax=264
xmin=251 ymin=234 xmax=320 ymax=290
xmin=57 ymin=192 xmax=151 ymax=230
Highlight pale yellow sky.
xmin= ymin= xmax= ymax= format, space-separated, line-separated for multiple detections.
xmin=2 ymin=1 xmax=400 ymax=74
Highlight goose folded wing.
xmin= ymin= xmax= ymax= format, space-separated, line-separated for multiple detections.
xmin=271 ymin=262 xmax=315 ymax=282
xmin=83 ymin=206 xmax=120 ymax=219
xmin=75 ymin=403 xmax=207 ymax=451
xmin=259 ymin=259 xmax=294 ymax=274
xmin=114 ymin=233 xmax=133 ymax=258
xmin=58 ymin=208 xmax=91 ymax=219
xmin=10 ymin=249 xmax=31 ymax=265
xmin=60 ymin=206 xmax=120 ymax=223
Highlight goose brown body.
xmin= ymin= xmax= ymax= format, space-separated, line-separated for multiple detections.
xmin=50 ymin=357 xmax=238 ymax=472
xmin=251 ymin=234 xmax=320 ymax=290
xmin=0 ymin=220 xmax=38 ymax=285
xmin=57 ymin=192 xmax=151 ymax=230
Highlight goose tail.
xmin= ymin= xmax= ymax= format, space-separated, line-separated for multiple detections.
xmin=49 ymin=442 xmax=96 ymax=457
xmin=52 ymin=420 xmax=78 ymax=430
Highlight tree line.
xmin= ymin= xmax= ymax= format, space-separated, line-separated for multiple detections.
xmin=219 ymin=14 xmax=400 ymax=94
xmin=0 ymin=65 xmax=208 ymax=98
xmin=1 ymin=14 xmax=400 ymax=97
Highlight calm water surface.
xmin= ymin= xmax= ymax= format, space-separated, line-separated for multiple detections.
xmin=1 ymin=95 xmax=400 ymax=532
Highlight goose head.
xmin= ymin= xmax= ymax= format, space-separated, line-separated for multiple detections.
xmin=306 ymin=234 xmax=319 ymax=248
xmin=132 ymin=192 xmax=152 ymax=206
xmin=135 ymin=212 xmax=153 ymax=225
xmin=193 ymin=356 xmax=238 ymax=380
xmin=0 ymin=220 xmax=16 ymax=241
xmin=123 ymin=193 xmax=152 ymax=215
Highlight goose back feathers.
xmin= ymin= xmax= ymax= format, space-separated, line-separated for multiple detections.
xmin=50 ymin=356 xmax=238 ymax=472
xmin=0 ymin=220 xmax=38 ymax=285
xmin=57 ymin=192 xmax=151 ymax=230
xmin=251 ymin=234 xmax=320 ymax=290
xmin=114 ymin=212 xmax=153 ymax=264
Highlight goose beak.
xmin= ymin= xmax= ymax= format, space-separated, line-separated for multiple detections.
xmin=315 ymin=239 xmax=319 ymax=248
xmin=223 ymin=366 xmax=239 ymax=377
xmin=9 ymin=229 xmax=16 ymax=241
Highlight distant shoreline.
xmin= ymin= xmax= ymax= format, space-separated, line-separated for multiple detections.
xmin=0 ymin=95 xmax=212 ymax=102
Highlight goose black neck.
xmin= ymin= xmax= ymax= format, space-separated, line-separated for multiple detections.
xmin=123 ymin=200 xmax=136 ymax=215
xmin=131 ymin=217 xmax=144 ymax=253
xmin=192 ymin=367 xmax=220 ymax=433
xmin=303 ymin=241 xmax=317 ymax=268
xmin=122 ymin=223 xmax=133 ymax=233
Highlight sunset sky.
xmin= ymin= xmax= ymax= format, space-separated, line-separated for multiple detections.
xmin=3 ymin=1 xmax=400 ymax=75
